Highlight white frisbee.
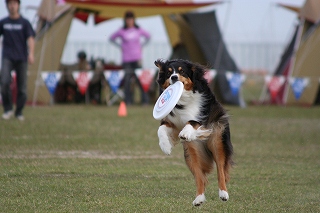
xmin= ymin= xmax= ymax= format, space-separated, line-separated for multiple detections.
xmin=153 ymin=81 xmax=184 ymax=120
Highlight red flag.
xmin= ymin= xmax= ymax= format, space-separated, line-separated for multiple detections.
xmin=265 ymin=76 xmax=285 ymax=101
xmin=73 ymin=72 xmax=93 ymax=95
xmin=135 ymin=69 xmax=156 ymax=92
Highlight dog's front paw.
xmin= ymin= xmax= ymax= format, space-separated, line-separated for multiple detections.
xmin=192 ymin=194 xmax=206 ymax=206
xmin=219 ymin=189 xmax=229 ymax=201
xmin=159 ymin=139 xmax=172 ymax=155
xmin=179 ymin=124 xmax=197 ymax=141
xmin=158 ymin=125 xmax=173 ymax=155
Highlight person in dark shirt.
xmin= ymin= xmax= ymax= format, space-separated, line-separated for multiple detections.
xmin=0 ymin=0 xmax=35 ymax=121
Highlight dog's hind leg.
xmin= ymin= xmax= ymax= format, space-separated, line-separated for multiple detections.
xmin=182 ymin=142 xmax=213 ymax=206
xmin=209 ymin=135 xmax=230 ymax=202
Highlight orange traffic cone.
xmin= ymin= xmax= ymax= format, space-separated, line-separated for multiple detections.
xmin=118 ymin=101 xmax=127 ymax=117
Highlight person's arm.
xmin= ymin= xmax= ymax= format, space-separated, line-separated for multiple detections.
xmin=27 ymin=36 xmax=35 ymax=64
xmin=140 ymin=29 xmax=151 ymax=47
xmin=110 ymin=30 xmax=121 ymax=47
xmin=24 ymin=19 xmax=35 ymax=64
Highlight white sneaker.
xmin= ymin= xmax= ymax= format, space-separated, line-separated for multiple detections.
xmin=16 ymin=115 xmax=25 ymax=121
xmin=2 ymin=111 xmax=13 ymax=120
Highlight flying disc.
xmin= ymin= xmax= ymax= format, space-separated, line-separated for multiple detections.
xmin=153 ymin=81 xmax=184 ymax=120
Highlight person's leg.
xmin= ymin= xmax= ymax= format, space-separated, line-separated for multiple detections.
xmin=122 ymin=62 xmax=134 ymax=105
xmin=135 ymin=76 xmax=149 ymax=105
xmin=132 ymin=61 xmax=149 ymax=105
xmin=0 ymin=58 xmax=14 ymax=113
xmin=14 ymin=61 xmax=28 ymax=117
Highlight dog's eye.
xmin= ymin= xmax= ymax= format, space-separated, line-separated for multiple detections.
xmin=166 ymin=72 xmax=171 ymax=77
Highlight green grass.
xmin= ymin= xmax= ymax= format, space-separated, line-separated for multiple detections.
xmin=0 ymin=105 xmax=319 ymax=212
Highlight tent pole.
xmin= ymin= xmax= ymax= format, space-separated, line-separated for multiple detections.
xmin=32 ymin=0 xmax=56 ymax=107
xmin=259 ymin=78 xmax=268 ymax=103
xmin=282 ymin=18 xmax=305 ymax=105
xmin=32 ymin=23 xmax=49 ymax=107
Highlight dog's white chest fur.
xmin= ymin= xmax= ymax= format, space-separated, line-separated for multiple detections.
xmin=167 ymin=90 xmax=202 ymax=130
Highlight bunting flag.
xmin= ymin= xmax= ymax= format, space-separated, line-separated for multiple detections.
xmin=226 ymin=72 xmax=246 ymax=95
xmin=265 ymin=75 xmax=285 ymax=100
xmin=72 ymin=71 xmax=93 ymax=95
xmin=204 ymin=69 xmax=217 ymax=84
xmin=289 ymin=77 xmax=310 ymax=100
xmin=135 ymin=68 xmax=157 ymax=92
xmin=41 ymin=72 xmax=62 ymax=95
xmin=104 ymin=70 xmax=125 ymax=93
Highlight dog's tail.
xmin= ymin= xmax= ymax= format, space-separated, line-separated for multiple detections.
xmin=221 ymin=123 xmax=233 ymax=182
xmin=194 ymin=126 xmax=213 ymax=141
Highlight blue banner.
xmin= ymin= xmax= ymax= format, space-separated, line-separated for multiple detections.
xmin=226 ymin=72 xmax=245 ymax=95
xmin=41 ymin=72 xmax=61 ymax=96
xmin=290 ymin=78 xmax=309 ymax=100
xmin=104 ymin=71 xmax=125 ymax=93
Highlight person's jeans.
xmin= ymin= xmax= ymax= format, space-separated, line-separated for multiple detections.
xmin=122 ymin=61 xmax=149 ymax=105
xmin=0 ymin=58 xmax=28 ymax=116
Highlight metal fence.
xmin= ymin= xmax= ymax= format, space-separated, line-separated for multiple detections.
xmin=61 ymin=40 xmax=172 ymax=69
xmin=60 ymin=40 xmax=286 ymax=73
xmin=226 ymin=41 xmax=286 ymax=73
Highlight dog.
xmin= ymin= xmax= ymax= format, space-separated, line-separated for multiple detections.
xmin=154 ymin=59 xmax=233 ymax=206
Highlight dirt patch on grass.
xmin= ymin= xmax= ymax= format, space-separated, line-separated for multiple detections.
xmin=0 ymin=150 xmax=170 ymax=160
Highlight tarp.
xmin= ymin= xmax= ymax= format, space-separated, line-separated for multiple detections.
xmin=270 ymin=25 xmax=299 ymax=104
xmin=272 ymin=0 xmax=320 ymax=106
xmin=184 ymin=11 xmax=238 ymax=71
xmin=170 ymin=11 xmax=243 ymax=106
xmin=37 ymin=0 xmax=71 ymax=22
xmin=274 ymin=26 xmax=299 ymax=76
xmin=65 ymin=0 xmax=214 ymax=19
xmin=171 ymin=14 xmax=207 ymax=64
xmin=29 ymin=3 xmax=75 ymax=104
xmin=161 ymin=14 xmax=180 ymax=47
xmin=66 ymin=0 xmax=218 ymax=46
xmin=299 ymin=0 xmax=320 ymax=23
xmin=287 ymin=20 xmax=320 ymax=105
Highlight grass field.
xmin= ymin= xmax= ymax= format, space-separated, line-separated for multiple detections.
xmin=0 ymin=104 xmax=319 ymax=212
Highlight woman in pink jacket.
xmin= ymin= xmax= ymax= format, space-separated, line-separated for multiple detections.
xmin=110 ymin=11 xmax=151 ymax=105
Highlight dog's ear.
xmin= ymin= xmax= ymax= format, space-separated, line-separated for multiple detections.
xmin=155 ymin=59 xmax=166 ymax=86
xmin=191 ymin=63 xmax=207 ymax=93
xmin=154 ymin=59 xmax=164 ymax=71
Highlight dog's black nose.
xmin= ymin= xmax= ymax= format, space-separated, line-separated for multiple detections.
xmin=171 ymin=75 xmax=178 ymax=82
